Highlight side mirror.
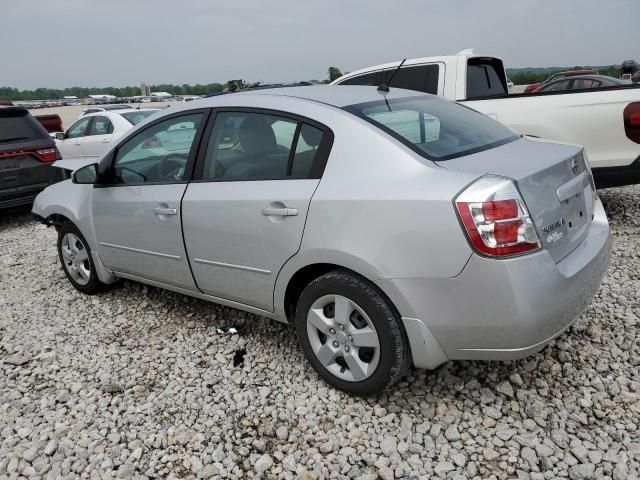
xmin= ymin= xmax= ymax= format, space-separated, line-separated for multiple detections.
xmin=55 ymin=132 xmax=65 ymax=141
xmin=72 ymin=163 xmax=99 ymax=184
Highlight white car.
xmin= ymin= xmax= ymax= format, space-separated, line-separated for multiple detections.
xmin=56 ymin=109 xmax=160 ymax=160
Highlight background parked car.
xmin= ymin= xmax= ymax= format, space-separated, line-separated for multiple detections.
xmin=76 ymin=104 xmax=131 ymax=120
xmin=0 ymin=106 xmax=62 ymax=209
xmin=524 ymin=69 xmax=600 ymax=93
xmin=56 ymin=109 xmax=160 ymax=159
xmin=535 ymin=75 xmax=626 ymax=93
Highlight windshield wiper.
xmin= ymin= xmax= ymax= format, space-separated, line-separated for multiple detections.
xmin=0 ymin=137 xmax=30 ymax=143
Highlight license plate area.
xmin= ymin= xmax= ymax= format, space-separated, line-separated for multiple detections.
xmin=0 ymin=158 xmax=19 ymax=171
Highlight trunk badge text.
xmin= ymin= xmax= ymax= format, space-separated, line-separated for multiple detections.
xmin=543 ymin=218 xmax=565 ymax=243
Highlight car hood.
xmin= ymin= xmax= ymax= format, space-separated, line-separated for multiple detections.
xmin=53 ymin=157 xmax=98 ymax=172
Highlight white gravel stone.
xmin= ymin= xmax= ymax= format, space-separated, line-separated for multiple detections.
xmin=0 ymin=186 xmax=639 ymax=478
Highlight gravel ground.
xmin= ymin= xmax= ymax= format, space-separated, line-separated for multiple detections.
xmin=0 ymin=185 xmax=639 ymax=480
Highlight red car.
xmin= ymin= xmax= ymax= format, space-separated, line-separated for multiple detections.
xmin=524 ymin=69 xmax=599 ymax=93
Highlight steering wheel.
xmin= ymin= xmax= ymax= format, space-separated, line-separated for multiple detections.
xmin=160 ymin=155 xmax=188 ymax=180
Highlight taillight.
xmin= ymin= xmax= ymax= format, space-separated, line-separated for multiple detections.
xmin=455 ymin=176 xmax=541 ymax=258
xmin=624 ymin=102 xmax=640 ymax=144
xmin=34 ymin=147 xmax=60 ymax=162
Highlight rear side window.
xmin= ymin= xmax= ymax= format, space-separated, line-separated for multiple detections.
xmin=0 ymin=110 xmax=47 ymax=144
xmin=345 ymin=95 xmax=518 ymax=160
xmin=202 ymin=112 xmax=328 ymax=180
xmin=339 ymin=65 xmax=439 ymax=95
xmin=466 ymin=58 xmax=508 ymax=98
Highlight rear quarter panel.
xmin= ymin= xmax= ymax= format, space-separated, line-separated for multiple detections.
xmin=272 ymin=106 xmax=480 ymax=318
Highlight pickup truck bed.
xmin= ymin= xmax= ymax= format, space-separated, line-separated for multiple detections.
xmin=332 ymin=52 xmax=640 ymax=188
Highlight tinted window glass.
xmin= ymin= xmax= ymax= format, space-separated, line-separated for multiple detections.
xmin=466 ymin=58 xmax=508 ymax=98
xmin=339 ymin=65 xmax=439 ymax=94
xmin=112 ymin=113 xmax=202 ymax=184
xmin=541 ymin=80 xmax=571 ymax=92
xmin=292 ymin=124 xmax=324 ymax=178
xmin=345 ymin=95 xmax=518 ymax=160
xmin=120 ymin=110 xmax=158 ymax=125
xmin=67 ymin=117 xmax=91 ymax=139
xmin=388 ymin=65 xmax=439 ymax=94
xmin=203 ymin=112 xmax=298 ymax=180
xmin=89 ymin=116 xmax=113 ymax=135
xmin=0 ymin=110 xmax=47 ymax=143
xmin=339 ymin=71 xmax=383 ymax=86
xmin=572 ymin=79 xmax=600 ymax=89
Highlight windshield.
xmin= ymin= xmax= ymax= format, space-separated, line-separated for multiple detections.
xmin=344 ymin=95 xmax=519 ymax=160
xmin=120 ymin=110 xmax=158 ymax=125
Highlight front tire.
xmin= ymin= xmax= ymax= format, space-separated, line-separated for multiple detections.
xmin=57 ymin=223 xmax=104 ymax=294
xmin=295 ymin=270 xmax=410 ymax=395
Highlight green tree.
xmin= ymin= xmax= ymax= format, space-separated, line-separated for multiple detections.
xmin=328 ymin=67 xmax=343 ymax=82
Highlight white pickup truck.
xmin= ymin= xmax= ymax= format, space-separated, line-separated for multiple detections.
xmin=331 ymin=50 xmax=640 ymax=188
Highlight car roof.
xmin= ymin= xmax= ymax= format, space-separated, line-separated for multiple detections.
xmin=203 ymin=85 xmax=426 ymax=109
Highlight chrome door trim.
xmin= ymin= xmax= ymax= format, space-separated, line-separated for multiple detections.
xmin=192 ymin=258 xmax=272 ymax=275
xmin=99 ymin=242 xmax=182 ymax=260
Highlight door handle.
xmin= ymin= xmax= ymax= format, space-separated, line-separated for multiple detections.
xmin=261 ymin=207 xmax=298 ymax=217
xmin=154 ymin=207 xmax=177 ymax=216
xmin=102 ymin=138 xmax=110 ymax=143
xmin=74 ymin=141 xmax=81 ymax=145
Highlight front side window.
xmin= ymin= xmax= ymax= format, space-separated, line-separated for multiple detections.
xmin=67 ymin=117 xmax=91 ymax=139
xmin=88 ymin=116 xmax=113 ymax=135
xmin=202 ymin=112 xmax=325 ymax=180
xmin=345 ymin=95 xmax=518 ymax=160
xmin=111 ymin=113 xmax=203 ymax=184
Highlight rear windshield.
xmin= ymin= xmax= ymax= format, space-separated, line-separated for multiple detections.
xmin=344 ymin=95 xmax=519 ymax=160
xmin=466 ymin=58 xmax=508 ymax=98
xmin=0 ymin=110 xmax=47 ymax=144
xmin=120 ymin=110 xmax=158 ymax=125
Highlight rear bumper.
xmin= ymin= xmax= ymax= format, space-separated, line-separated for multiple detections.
xmin=593 ymin=156 xmax=640 ymax=189
xmin=0 ymin=163 xmax=62 ymax=210
xmin=389 ymin=197 xmax=611 ymax=367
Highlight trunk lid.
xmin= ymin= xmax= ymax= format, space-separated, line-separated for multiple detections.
xmin=438 ymin=137 xmax=595 ymax=263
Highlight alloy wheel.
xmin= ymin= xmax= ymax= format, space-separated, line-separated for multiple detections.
xmin=306 ymin=294 xmax=381 ymax=382
xmin=60 ymin=233 xmax=91 ymax=286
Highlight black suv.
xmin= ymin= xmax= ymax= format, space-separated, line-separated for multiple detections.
xmin=0 ymin=107 xmax=63 ymax=209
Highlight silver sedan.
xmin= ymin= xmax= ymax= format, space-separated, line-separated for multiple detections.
xmin=32 ymin=86 xmax=611 ymax=395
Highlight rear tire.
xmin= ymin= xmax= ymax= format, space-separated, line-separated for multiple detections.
xmin=295 ymin=270 xmax=410 ymax=395
xmin=57 ymin=222 xmax=104 ymax=295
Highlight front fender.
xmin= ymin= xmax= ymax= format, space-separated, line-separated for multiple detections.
xmin=32 ymin=180 xmax=97 ymax=251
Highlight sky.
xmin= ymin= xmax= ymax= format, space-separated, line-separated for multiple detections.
xmin=2 ymin=0 xmax=638 ymax=89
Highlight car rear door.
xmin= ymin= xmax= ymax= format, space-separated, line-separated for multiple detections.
xmin=58 ymin=117 xmax=91 ymax=158
xmin=91 ymin=111 xmax=208 ymax=290
xmin=181 ymin=109 xmax=333 ymax=311
xmin=82 ymin=115 xmax=114 ymax=158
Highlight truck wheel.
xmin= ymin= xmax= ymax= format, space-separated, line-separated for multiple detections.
xmin=295 ymin=270 xmax=411 ymax=395
xmin=57 ymin=223 xmax=104 ymax=294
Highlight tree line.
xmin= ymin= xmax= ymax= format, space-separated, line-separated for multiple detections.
xmin=0 ymin=64 xmax=627 ymax=101
xmin=0 ymin=83 xmax=225 ymax=101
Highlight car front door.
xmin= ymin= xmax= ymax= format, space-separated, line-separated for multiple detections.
xmin=58 ymin=117 xmax=91 ymax=158
xmin=91 ymin=111 xmax=208 ymax=290
xmin=181 ymin=109 xmax=332 ymax=311
xmin=83 ymin=115 xmax=114 ymax=158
